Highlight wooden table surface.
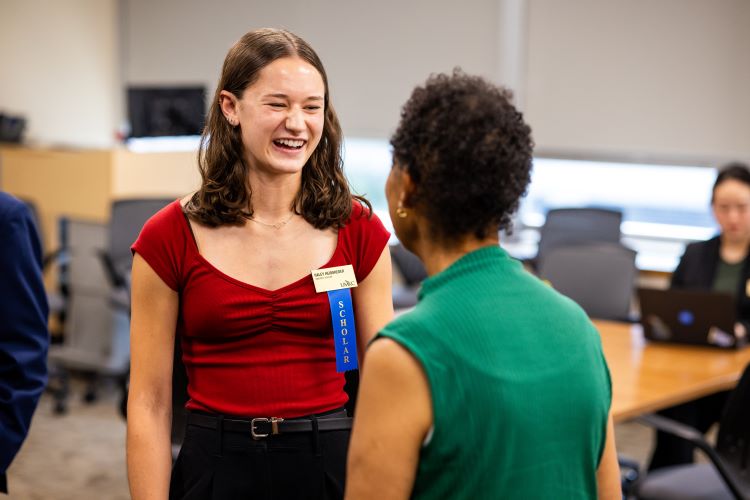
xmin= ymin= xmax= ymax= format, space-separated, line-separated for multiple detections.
xmin=594 ymin=320 xmax=750 ymax=422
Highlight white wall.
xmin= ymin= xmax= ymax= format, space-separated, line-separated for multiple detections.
xmin=0 ymin=0 xmax=121 ymax=148
xmin=3 ymin=0 xmax=749 ymax=161
xmin=525 ymin=0 xmax=750 ymax=162
xmin=122 ymin=0 xmax=501 ymax=138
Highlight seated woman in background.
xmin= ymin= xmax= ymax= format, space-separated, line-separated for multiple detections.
xmin=649 ymin=162 xmax=750 ymax=470
xmin=345 ymin=71 xmax=621 ymax=499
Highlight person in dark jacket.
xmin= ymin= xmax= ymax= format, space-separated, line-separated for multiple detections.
xmin=0 ymin=192 xmax=49 ymax=494
xmin=648 ymin=162 xmax=750 ymax=470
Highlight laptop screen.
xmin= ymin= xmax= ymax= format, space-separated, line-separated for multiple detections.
xmin=637 ymin=288 xmax=740 ymax=348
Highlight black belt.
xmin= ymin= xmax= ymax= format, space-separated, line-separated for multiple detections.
xmin=187 ymin=411 xmax=352 ymax=440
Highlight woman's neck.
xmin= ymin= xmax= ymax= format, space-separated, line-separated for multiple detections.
xmin=246 ymin=170 xmax=301 ymax=218
xmin=720 ymin=234 xmax=750 ymax=264
xmin=411 ymin=234 xmax=499 ymax=277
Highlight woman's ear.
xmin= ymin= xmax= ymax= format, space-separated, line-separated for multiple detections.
xmin=400 ymin=170 xmax=418 ymax=209
xmin=219 ymin=90 xmax=239 ymax=126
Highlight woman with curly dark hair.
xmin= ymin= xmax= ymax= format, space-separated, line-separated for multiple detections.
xmin=346 ymin=71 xmax=620 ymax=499
xmin=127 ymin=28 xmax=392 ymax=499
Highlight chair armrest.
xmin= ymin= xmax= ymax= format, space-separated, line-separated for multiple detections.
xmin=636 ymin=414 xmax=713 ymax=455
xmin=96 ymin=250 xmax=132 ymax=312
xmin=637 ymin=413 xmax=746 ymax=499
xmin=97 ymin=249 xmax=127 ymax=288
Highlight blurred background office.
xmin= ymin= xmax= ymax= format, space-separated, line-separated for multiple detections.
xmin=1 ymin=0 xmax=749 ymax=498
xmin=4 ymin=0 xmax=750 ymax=272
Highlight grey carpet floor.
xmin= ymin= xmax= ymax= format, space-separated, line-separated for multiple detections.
xmin=6 ymin=387 xmax=670 ymax=499
xmin=6 ymin=387 xmax=128 ymax=500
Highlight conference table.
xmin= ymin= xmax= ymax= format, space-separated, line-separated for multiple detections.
xmin=593 ymin=320 xmax=750 ymax=423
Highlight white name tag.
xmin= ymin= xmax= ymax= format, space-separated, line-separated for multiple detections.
xmin=311 ymin=265 xmax=358 ymax=293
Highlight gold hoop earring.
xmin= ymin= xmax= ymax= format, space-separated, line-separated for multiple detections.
xmin=396 ymin=206 xmax=408 ymax=219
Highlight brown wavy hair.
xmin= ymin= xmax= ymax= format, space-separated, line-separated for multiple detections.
xmin=185 ymin=28 xmax=370 ymax=228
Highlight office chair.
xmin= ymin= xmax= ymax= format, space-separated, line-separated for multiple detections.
xmin=47 ymin=218 xmax=129 ymax=413
xmin=100 ymin=200 xmax=187 ymax=456
xmin=49 ymin=199 xmax=172 ymax=414
xmin=535 ymin=207 xmax=623 ymax=269
xmin=631 ymin=362 xmax=750 ymax=500
xmin=390 ymin=242 xmax=428 ymax=310
xmin=99 ymin=198 xmax=173 ymax=308
xmin=102 ymin=198 xmax=173 ymax=416
xmin=538 ymin=241 xmax=637 ymax=321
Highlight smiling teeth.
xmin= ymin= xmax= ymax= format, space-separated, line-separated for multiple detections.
xmin=276 ymin=139 xmax=304 ymax=148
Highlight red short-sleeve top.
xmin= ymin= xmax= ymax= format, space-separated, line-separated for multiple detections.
xmin=131 ymin=200 xmax=390 ymax=418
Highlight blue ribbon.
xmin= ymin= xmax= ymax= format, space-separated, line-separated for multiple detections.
xmin=327 ymin=288 xmax=358 ymax=372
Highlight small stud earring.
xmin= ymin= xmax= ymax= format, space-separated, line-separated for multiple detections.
xmin=396 ymin=204 xmax=408 ymax=219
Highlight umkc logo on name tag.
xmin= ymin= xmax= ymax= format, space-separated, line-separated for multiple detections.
xmin=311 ymin=265 xmax=358 ymax=293
xmin=312 ymin=265 xmax=359 ymax=372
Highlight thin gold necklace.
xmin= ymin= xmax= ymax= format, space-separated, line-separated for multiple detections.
xmin=249 ymin=212 xmax=295 ymax=230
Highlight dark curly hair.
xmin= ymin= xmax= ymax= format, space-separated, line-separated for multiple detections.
xmin=185 ymin=28 xmax=369 ymax=228
xmin=712 ymin=162 xmax=750 ymax=203
xmin=390 ymin=69 xmax=534 ymax=242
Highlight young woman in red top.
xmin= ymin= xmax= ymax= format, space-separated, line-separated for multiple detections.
xmin=126 ymin=28 xmax=393 ymax=500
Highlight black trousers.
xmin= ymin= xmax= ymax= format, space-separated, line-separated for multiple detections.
xmin=170 ymin=410 xmax=350 ymax=500
xmin=647 ymin=390 xmax=729 ymax=471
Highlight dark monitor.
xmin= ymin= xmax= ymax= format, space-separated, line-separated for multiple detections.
xmin=127 ymin=86 xmax=206 ymax=138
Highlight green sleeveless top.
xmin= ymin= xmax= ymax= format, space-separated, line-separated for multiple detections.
xmin=376 ymin=246 xmax=611 ymax=499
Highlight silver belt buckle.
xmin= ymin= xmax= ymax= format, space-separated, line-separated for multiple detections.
xmin=251 ymin=417 xmax=284 ymax=440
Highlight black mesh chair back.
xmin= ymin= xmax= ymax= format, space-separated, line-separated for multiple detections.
xmin=108 ymin=198 xmax=173 ymax=284
xmin=537 ymin=207 xmax=622 ymax=265
xmin=538 ymin=241 xmax=637 ymax=321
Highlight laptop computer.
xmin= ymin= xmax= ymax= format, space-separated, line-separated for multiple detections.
xmin=637 ymin=287 xmax=748 ymax=349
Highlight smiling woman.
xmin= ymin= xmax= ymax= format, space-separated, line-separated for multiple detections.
xmin=184 ymin=29 xmax=362 ymax=230
xmin=126 ymin=28 xmax=393 ymax=500
xmin=219 ymin=57 xmax=325 ymax=178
